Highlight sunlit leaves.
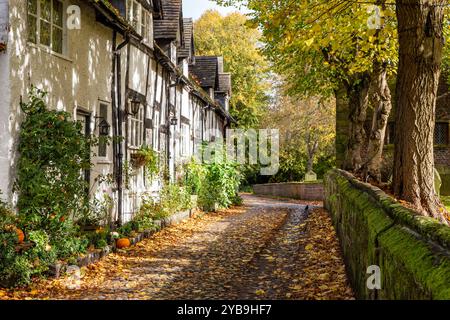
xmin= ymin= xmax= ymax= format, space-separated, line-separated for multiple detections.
xmin=194 ymin=10 xmax=271 ymax=128
xmin=214 ymin=0 xmax=399 ymax=97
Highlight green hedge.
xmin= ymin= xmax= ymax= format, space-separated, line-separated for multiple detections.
xmin=325 ymin=169 xmax=450 ymax=300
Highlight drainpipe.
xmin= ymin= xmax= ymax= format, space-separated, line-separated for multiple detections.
xmin=111 ymin=31 xmax=117 ymax=227
xmin=113 ymin=34 xmax=129 ymax=227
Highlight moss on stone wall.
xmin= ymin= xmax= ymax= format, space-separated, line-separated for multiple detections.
xmin=325 ymin=169 xmax=450 ymax=300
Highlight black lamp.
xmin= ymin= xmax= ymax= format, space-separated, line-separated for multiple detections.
xmin=170 ymin=117 xmax=178 ymax=126
xmin=98 ymin=119 xmax=111 ymax=136
xmin=129 ymin=99 xmax=141 ymax=116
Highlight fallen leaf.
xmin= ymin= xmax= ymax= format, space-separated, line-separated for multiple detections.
xmin=255 ymin=289 xmax=265 ymax=296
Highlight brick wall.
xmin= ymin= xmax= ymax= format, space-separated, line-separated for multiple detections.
xmin=252 ymin=182 xmax=324 ymax=201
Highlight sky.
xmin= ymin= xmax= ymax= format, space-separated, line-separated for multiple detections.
xmin=182 ymin=0 xmax=249 ymax=21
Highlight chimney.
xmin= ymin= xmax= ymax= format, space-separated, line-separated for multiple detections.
xmin=217 ymin=56 xmax=224 ymax=73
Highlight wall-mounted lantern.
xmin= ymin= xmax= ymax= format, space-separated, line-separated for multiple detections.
xmin=94 ymin=116 xmax=111 ymax=136
xmin=128 ymin=99 xmax=141 ymax=116
xmin=98 ymin=119 xmax=111 ymax=136
xmin=170 ymin=117 xmax=178 ymax=126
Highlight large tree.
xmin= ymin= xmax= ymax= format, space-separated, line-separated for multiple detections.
xmin=262 ymin=92 xmax=335 ymax=182
xmin=393 ymin=0 xmax=447 ymax=223
xmin=193 ymin=10 xmax=270 ymax=128
xmin=216 ymin=0 xmax=398 ymax=173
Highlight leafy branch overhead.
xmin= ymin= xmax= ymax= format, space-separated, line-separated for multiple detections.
xmin=194 ymin=10 xmax=271 ymax=128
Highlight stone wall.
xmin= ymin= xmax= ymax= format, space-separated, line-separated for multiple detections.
xmin=252 ymin=182 xmax=324 ymax=201
xmin=324 ymin=169 xmax=450 ymax=300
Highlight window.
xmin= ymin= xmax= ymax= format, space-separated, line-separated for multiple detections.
xmin=127 ymin=0 xmax=152 ymax=44
xmin=141 ymin=10 xmax=152 ymax=44
xmin=153 ymin=110 xmax=160 ymax=149
xmin=181 ymin=123 xmax=189 ymax=156
xmin=76 ymin=111 xmax=91 ymax=190
xmin=127 ymin=0 xmax=141 ymax=32
xmin=98 ymin=103 xmax=109 ymax=157
xmin=28 ymin=0 xmax=64 ymax=54
xmin=128 ymin=105 xmax=144 ymax=148
xmin=435 ymin=122 xmax=449 ymax=145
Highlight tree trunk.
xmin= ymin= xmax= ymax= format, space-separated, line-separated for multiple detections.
xmin=361 ymin=63 xmax=392 ymax=182
xmin=306 ymin=133 xmax=318 ymax=172
xmin=335 ymin=83 xmax=349 ymax=169
xmin=394 ymin=0 xmax=447 ymax=223
xmin=343 ymin=74 xmax=371 ymax=172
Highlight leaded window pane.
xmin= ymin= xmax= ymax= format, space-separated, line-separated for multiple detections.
xmin=40 ymin=21 xmax=51 ymax=46
xmin=41 ymin=0 xmax=51 ymax=21
xmin=53 ymin=0 xmax=63 ymax=27
xmin=28 ymin=15 xmax=37 ymax=43
xmin=28 ymin=0 xmax=38 ymax=14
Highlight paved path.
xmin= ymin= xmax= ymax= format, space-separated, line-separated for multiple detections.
xmin=3 ymin=195 xmax=353 ymax=300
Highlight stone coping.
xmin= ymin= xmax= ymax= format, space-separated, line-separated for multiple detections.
xmin=328 ymin=169 xmax=450 ymax=250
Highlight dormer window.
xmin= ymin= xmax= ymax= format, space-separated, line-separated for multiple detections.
xmin=141 ymin=10 xmax=153 ymax=45
xmin=127 ymin=0 xmax=153 ymax=45
xmin=127 ymin=0 xmax=141 ymax=32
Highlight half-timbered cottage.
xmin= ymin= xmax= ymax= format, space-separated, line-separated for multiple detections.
xmin=0 ymin=0 xmax=234 ymax=224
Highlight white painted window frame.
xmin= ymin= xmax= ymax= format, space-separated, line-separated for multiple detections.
xmin=128 ymin=104 xmax=145 ymax=149
xmin=27 ymin=0 xmax=66 ymax=55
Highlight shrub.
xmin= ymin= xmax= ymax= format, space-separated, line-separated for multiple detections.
xmin=0 ymin=216 xmax=29 ymax=286
xmin=160 ymin=184 xmax=192 ymax=214
xmin=139 ymin=198 xmax=168 ymax=220
xmin=117 ymin=221 xmax=136 ymax=238
xmin=0 ymin=201 xmax=60 ymax=286
xmin=197 ymin=161 xmax=242 ymax=212
xmin=16 ymin=87 xmax=93 ymax=224
xmin=2 ymin=88 xmax=96 ymax=287
xmin=82 ymin=227 xmax=111 ymax=250
xmin=184 ymin=159 xmax=205 ymax=195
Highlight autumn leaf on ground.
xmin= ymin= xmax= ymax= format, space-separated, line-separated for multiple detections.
xmin=255 ymin=289 xmax=266 ymax=296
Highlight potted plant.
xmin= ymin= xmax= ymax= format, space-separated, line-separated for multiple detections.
xmin=131 ymin=145 xmax=159 ymax=179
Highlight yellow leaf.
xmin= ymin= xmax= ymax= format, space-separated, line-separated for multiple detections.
xmin=305 ymin=38 xmax=315 ymax=47
xmin=305 ymin=244 xmax=314 ymax=251
xmin=318 ymin=273 xmax=330 ymax=281
xmin=255 ymin=289 xmax=265 ymax=296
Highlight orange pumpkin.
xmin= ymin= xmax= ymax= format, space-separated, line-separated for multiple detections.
xmin=15 ymin=228 xmax=25 ymax=244
xmin=116 ymin=238 xmax=131 ymax=249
